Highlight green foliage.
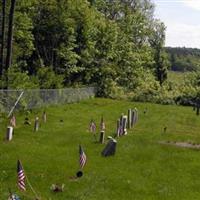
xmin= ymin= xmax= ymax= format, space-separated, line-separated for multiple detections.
xmin=166 ymin=47 xmax=200 ymax=72
xmin=0 ymin=65 xmax=38 ymax=89
xmin=37 ymin=67 xmax=64 ymax=89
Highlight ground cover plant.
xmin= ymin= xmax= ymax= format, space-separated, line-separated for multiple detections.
xmin=1 ymin=98 xmax=200 ymax=199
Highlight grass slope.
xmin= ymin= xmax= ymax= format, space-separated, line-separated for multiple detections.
xmin=1 ymin=98 xmax=200 ymax=200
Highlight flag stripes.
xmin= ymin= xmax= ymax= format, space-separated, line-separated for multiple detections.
xmin=89 ymin=120 xmax=96 ymax=133
xmin=17 ymin=160 xmax=26 ymax=191
xmin=79 ymin=145 xmax=86 ymax=169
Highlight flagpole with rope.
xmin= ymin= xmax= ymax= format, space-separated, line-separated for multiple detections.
xmin=25 ymin=174 xmax=40 ymax=200
xmin=17 ymin=160 xmax=41 ymax=200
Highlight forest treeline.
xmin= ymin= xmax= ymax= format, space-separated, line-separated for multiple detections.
xmin=0 ymin=0 xmax=168 ymax=91
xmin=1 ymin=0 xmax=200 ymax=106
xmin=166 ymin=47 xmax=200 ymax=72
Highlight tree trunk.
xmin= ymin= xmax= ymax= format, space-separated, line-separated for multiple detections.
xmin=5 ymin=0 xmax=16 ymax=88
xmin=0 ymin=0 xmax=6 ymax=77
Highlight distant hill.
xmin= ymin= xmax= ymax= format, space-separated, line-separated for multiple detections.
xmin=165 ymin=47 xmax=200 ymax=72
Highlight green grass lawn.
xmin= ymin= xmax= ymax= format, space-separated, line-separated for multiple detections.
xmin=1 ymin=98 xmax=200 ymax=200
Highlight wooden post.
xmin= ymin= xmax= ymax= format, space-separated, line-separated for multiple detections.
xmin=127 ymin=109 xmax=132 ymax=129
xmin=99 ymin=131 xmax=105 ymax=144
xmin=197 ymin=106 xmax=200 ymax=116
xmin=6 ymin=126 xmax=13 ymax=141
xmin=42 ymin=111 xmax=47 ymax=123
xmin=34 ymin=117 xmax=39 ymax=132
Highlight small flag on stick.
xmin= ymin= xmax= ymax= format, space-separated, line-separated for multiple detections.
xmin=17 ymin=160 xmax=26 ymax=191
xmin=89 ymin=120 xmax=96 ymax=133
xmin=10 ymin=114 xmax=16 ymax=127
xmin=100 ymin=116 xmax=105 ymax=131
xmin=79 ymin=145 xmax=87 ymax=169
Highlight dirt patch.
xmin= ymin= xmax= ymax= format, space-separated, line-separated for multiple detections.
xmin=159 ymin=141 xmax=200 ymax=150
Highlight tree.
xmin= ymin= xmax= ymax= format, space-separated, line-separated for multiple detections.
xmin=149 ymin=20 xmax=168 ymax=85
xmin=5 ymin=0 xmax=16 ymax=88
xmin=0 ymin=0 xmax=6 ymax=77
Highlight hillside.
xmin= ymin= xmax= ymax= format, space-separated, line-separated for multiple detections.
xmin=1 ymin=98 xmax=200 ymax=199
xmin=166 ymin=47 xmax=200 ymax=72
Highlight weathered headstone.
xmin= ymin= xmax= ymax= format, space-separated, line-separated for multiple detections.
xmin=131 ymin=108 xmax=138 ymax=127
xmin=99 ymin=130 xmax=105 ymax=144
xmin=131 ymin=110 xmax=135 ymax=127
xmin=102 ymin=138 xmax=117 ymax=157
xmin=116 ymin=119 xmax=121 ymax=137
xmin=34 ymin=117 xmax=39 ymax=132
xmin=122 ymin=115 xmax=128 ymax=135
xmin=127 ymin=109 xmax=132 ymax=129
xmin=6 ymin=126 xmax=13 ymax=141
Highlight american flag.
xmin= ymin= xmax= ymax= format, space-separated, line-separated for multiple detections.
xmin=79 ymin=145 xmax=87 ymax=169
xmin=89 ymin=120 xmax=96 ymax=133
xmin=100 ymin=116 xmax=105 ymax=131
xmin=10 ymin=115 xmax=16 ymax=127
xmin=17 ymin=160 xmax=26 ymax=191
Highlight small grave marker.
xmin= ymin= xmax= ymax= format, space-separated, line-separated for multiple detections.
xmin=99 ymin=130 xmax=105 ymax=144
xmin=127 ymin=109 xmax=132 ymax=129
xmin=6 ymin=126 xmax=13 ymax=141
xmin=34 ymin=117 xmax=39 ymax=132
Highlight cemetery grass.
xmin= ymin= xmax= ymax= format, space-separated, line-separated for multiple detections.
xmin=1 ymin=98 xmax=200 ymax=199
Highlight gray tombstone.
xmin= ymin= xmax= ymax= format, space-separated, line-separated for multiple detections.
xmin=116 ymin=119 xmax=121 ymax=137
xmin=34 ymin=117 xmax=39 ymax=132
xmin=131 ymin=110 xmax=135 ymax=127
xmin=127 ymin=109 xmax=132 ymax=129
xmin=99 ymin=131 xmax=105 ymax=144
xmin=6 ymin=126 xmax=13 ymax=141
xmin=122 ymin=115 xmax=128 ymax=135
xmin=102 ymin=138 xmax=117 ymax=157
xmin=134 ymin=108 xmax=138 ymax=123
xmin=131 ymin=108 xmax=138 ymax=127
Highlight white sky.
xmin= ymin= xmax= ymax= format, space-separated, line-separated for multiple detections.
xmin=154 ymin=0 xmax=200 ymax=48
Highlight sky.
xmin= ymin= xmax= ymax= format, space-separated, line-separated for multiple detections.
xmin=153 ymin=0 xmax=200 ymax=48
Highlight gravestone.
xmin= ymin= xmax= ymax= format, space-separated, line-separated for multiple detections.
xmin=116 ymin=119 xmax=121 ymax=137
xmin=99 ymin=131 xmax=105 ymax=144
xmin=6 ymin=126 xmax=13 ymax=141
xmin=34 ymin=117 xmax=39 ymax=132
xmin=131 ymin=110 xmax=135 ymax=127
xmin=127 ymin=109 xmax=132 ymax=129
xmin=131 ymin=108 xmax=138 ymax=127
xmin=122 ymin=115 xmax=128 ymax=135
xmin=102 ymin=138 xmax=117 ymax=157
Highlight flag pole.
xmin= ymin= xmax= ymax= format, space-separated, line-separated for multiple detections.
xmin=25 ymin=174 xmax=40 ymax=200
xmin=18 ymin=159 xmax=40 ymax=199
